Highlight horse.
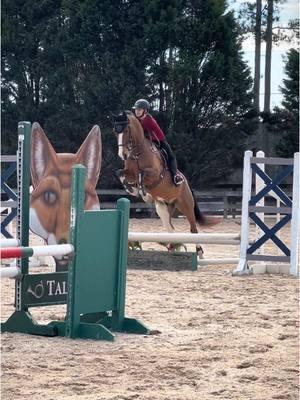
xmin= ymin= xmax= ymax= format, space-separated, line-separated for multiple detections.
xmin=113 ymin=111 xmax=217 ymax=256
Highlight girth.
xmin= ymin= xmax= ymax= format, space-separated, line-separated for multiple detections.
xmin=145 ymin=168 xmax=167 ymax=190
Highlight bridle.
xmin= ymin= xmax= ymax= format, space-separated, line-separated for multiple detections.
xmin=113 ymin=115 xmax=143 ymax=160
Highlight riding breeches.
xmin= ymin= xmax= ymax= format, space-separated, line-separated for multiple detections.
xmin=159 ymin=140 xmax=178 ymax=177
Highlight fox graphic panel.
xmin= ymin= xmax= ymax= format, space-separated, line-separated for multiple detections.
xmin=29 ymin=123 xmax=102 ymax=269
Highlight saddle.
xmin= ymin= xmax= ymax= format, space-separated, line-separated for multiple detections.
xmin=150 ymin=141 xmax=169 ymax=170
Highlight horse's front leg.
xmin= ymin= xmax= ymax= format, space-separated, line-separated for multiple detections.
xmin=139 ymin=167 xmax=158 ymax=185
xmin=116 ymin=168 xmax=139 ymax=197
xmin=138 ymin=170 xmax=146 ymax=196
xmin=137 ymin=167 xmax=158 ymax=196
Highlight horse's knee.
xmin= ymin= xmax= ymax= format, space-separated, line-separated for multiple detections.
xmin=142 ymin=193 xmax=153 ymax=203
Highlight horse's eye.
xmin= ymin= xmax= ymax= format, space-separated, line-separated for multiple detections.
xmin=43 ymin=190 xmax=57 ymax=205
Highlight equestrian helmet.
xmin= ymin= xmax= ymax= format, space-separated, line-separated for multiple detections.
xmin=133 ymin=99 xmax=150 ymax=110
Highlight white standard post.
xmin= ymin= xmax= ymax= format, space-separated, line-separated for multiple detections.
xmin=290 ymin=152 xmax=299 ymax=276
xmin=233 ymin=150 xmax=253 ymax=275
xmin=255 ymin=151 xmax=265 ymax=260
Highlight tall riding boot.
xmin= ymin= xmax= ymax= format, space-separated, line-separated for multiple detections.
xmin=160 ymin=141 xmax=177 ymax=174
xmin=160 ymin=141 xmax=183 ymax=185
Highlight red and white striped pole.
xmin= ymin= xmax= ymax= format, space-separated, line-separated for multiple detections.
xmin=0 ymin=244 xmax=74 ymax=260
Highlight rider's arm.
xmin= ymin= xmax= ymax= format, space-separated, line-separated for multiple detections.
xmin=144 ymin=116 xmax=166 ymax=142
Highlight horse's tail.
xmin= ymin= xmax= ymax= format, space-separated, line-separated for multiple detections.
xmin=191 ymin=189 xmax=219 ymax=227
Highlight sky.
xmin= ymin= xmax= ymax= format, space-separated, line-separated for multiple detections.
xmin=230 ymin=0 xmax=299 ymax=109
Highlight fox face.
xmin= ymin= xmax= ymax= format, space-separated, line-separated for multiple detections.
xmin=29 ymin=123 xmax=102 ymax=266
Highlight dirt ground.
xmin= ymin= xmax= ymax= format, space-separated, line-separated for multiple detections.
xmin=1 ymin=218 xmax=299 ymax=400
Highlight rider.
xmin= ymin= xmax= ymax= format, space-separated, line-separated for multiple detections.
xmin=133 ymin=99 xmax=184 ymax=186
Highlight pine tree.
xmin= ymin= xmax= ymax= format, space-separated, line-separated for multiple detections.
xmin=2 ymin=0 xmax=254 ymax=187
xmin=273 ymin=48 xmax=299 ymax=156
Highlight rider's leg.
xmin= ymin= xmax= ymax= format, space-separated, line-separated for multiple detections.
xmin=160 ymin=140 xmax=184 ymax=185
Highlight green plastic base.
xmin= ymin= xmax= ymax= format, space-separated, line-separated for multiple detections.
xmin=1 ymin=311 xmax=57 ymax=336
xmin=2 ymin=311 xmax=149 ymax=341
xmin=49 ymin=320 xmax=115 ymax=341
xmin=101 ymin=315 xmax=150 ymax=335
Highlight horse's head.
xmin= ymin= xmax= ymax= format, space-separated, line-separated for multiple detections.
xmin=112 ymin=111 xmax=144 ymax=160
xmin=113 ymin=111 xmax=130 ymax=160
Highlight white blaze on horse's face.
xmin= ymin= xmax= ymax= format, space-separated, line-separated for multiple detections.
xmin=118 ymin=133 xmax=124 ymax=160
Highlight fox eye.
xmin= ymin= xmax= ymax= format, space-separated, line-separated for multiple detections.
xmin=43 ymin=190 xmax=57 ymax=205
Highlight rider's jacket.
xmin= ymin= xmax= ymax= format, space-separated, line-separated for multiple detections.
xmin=139 ymin=114 xmax=166 ymax=142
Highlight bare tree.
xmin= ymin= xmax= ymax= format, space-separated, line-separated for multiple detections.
xmin=264 ymin=0 xmax=274 ymax=113
xmin=254 ymin=0 xmax=262 ymax=113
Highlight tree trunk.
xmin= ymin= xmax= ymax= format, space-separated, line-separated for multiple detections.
xmin=159 ymin=53 xmax=165 ymax=113
xmin=264 ymin=0 xmax=273 ymax=113
xmin=262 ymin=0 xmax=274 ymax=155
xmin=254 ymin=0 xmax=262 ymax=113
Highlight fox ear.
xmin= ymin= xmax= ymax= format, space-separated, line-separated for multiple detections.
xmin=31 ymin=122 xmax=58 ymax=188
xmin=75 ymin=125 xmax=102 ymax=187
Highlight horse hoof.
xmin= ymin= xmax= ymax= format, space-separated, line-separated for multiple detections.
xmin=197 ymin=246 xmax=204 ymax=258
xmin=167 ymin=243 xmax=175 ymax=252
xmin=197 ymin=251 xmax=204 ymax=259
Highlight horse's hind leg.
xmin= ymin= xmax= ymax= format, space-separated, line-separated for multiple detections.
xmin=175 ymin=198 xmax=204 ymax=258
xmin=155 ymin=201 xmax=179 ymax=251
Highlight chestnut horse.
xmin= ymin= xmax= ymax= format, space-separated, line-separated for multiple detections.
xmin=113 ymin=111 xmax=216 ymax=255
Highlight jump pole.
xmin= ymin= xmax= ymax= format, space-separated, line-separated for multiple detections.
xmin=1 ymin=266 xmax=20 ymax=279
xmin=0 ymin=244 xmax=74 ymax=260
xmin=0 ymin=239 xmax=20 ymax=248
xmin=198 ymin=258 xmax=239 ymax=266
xmin=128 ymin=232 xmax=241 ymax=245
